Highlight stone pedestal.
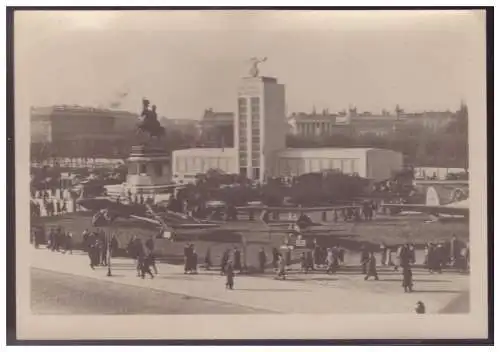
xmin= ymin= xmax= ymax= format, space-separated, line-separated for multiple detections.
xmin=125 ymin=145 xmax=172 ymax=195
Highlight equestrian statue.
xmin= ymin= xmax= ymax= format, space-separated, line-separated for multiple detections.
xmin=136 ymin=98 xmax=166 ymax=144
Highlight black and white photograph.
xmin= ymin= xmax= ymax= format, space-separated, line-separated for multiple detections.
xmin=13 ymin=9 xmax=489 ymax=341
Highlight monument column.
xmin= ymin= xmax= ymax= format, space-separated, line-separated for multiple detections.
xmin=125 ymin=99 xmax=172 ymax=195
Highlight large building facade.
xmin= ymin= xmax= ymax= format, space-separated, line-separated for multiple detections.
xmin=289 ymin=107 xmax=460 ymax=138
xmin=30 ymin=105 xmax=138 ymax=158
xmin=273 ymin=148 xmax=403 ymax=180
xmin=198 ymin=109 xmax=235 ymax=147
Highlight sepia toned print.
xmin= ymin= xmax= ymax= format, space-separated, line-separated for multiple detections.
xmin=15 ymin=9 xmax=488 ymax=340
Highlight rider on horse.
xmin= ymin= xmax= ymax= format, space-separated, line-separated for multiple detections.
xmin=137 ymin=98 xmax=166 ymax=140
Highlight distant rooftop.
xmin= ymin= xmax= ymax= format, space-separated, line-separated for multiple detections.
xmin=31 ymin=105 xmax=137 ymax=117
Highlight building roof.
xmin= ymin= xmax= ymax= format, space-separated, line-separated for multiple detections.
xmin=277 ymin=147 xmax=400 ymax=158
xmin=201 ymin=110 xmax=234 ymax=126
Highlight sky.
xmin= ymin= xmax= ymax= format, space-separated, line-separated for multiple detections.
xmin=15 ymin=10 xmax=485 ymax=120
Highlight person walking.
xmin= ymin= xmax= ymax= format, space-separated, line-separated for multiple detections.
xmin=225 ymin=262 xmax=235 ymax=290
xmin=364 ymin=252 xmax=379 ymax=281
xmin=233 ymin=247 xmax=242 ymax=273
xmin=360 ymin=246 xmax=370 ymax=275
xmin=65 ymin=232 xmax=73 ymax=254
xmin=48 ymin=228 xmax=55 ymax=251
xmin=88 ymin=237 xmax=99 ymax=270
xmin=110 ymin=234 xmax=119 ymax=258
xmin=306 ymin=250 xmax=314 ymax=271
xmin=184 ymin=243 xmax=193 ymax=274
xmin=402 ymin=265 xmax=413 ymax=293
xmin=300 ymin=252 xmax=308 ymax=274
xmin=140 ymin=252 xmax=155 ymax=279
xmin=277 ymin=254 xmax=286 ymax=280
xmin=380 ymin=243 xmax=387 ymax=266
xmin=205 ymin=247 xmax=212 ymax=271
xmin=191 ymin=249 xmax=198 ymax=274
xmin=394 ymin=245 xmax=403 ymax=271
xmin=272 ymin=247 xmax=279 ymax=271
xmin=326 ymin=248 xmax=335 ymax=275
xmin=258 ymin=247 xmax=267 ymax=273
xmin=220 ymin=249 xmax=229 ymax=275
xmin=82 ymin=229 xmax=90 ymax=252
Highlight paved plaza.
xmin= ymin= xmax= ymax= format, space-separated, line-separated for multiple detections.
xmin=30 ymin=247 xmax=469 ymax=314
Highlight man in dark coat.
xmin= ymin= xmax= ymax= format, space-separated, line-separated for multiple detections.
xmin=48 ymin=228 xmax=55 ymax=251
xmin=304 ymin=249 xmax=313 ymax=271
xmin=225 ymin=262 xmax=234 ymax=289
xmin=277 ymin=254 xmax=286 ymax=280
xmin=144 ymin=236 xmax=158 ymax=274
xmin=360 ymin=246 xmax=370 ymax=274
xmin=55 ymin=227 xmax=64 ymax=252
xmin=233 ymin=248 xmax=242 ymax=273
xmin=402 ymin=265 xmax=413 ymax=292
xmin=140 ymin=252 xmax=155 ymax=279
xmin=82 ymin=229 xmax=90 ymax=252
xmin=364 ymin=252 xmax=379 ymax=281
xmin=220 ymin=249 xmax=230 ymax=275
xmin=449 ymin=234 xmax=461 ymax=268
xmin=191 ymin=249 xmax=198 ymax=274
xmin=300 ymin=252 xmax=308 ymax=273
xmin=65 ymin=232 xmax=73 ymax=254
xmin=205 ymin=247 xmax=212 ymax=270
xmin=99 ymin=233 xmax=108 ymax=266
xmin=258 ymin=247 xmax=266 ymax=273
xmin=184 ymin=243 xmax=193 ymax=274
xmin=88 ymin=236 xmax=99 ymax=270
xmin=272 ymin=247 xmax=279 ymax=270
xmin=110 ymin=234 xmax=119 ymax=258
xmin=434 ymin=243 xmax=444 ymax=273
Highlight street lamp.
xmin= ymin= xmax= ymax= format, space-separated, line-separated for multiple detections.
xmin=106 ymin=231 xmax=113 ymax=277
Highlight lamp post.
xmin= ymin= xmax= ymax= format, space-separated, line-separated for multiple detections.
xmin=106 ymin=231 xmax=112 ymax=277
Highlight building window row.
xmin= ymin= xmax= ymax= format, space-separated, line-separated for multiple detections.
xmin=277 ymin=158 xmax=359 ymax=176
xmin=176 ymin=157 xmax=231 ymax=173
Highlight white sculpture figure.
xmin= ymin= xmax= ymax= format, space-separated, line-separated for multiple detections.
xmin=249 ymin=57 xmax=267 ymax=77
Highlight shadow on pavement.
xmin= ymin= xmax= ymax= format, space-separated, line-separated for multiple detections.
xmin=236 ymin=288 xmax=306 ymax=292
xmin=381 ymin=278 xmax=452 ymax=283
xmin=412 ymin=289 xmax=464 ymax=294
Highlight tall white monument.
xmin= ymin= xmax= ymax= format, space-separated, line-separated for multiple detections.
xmin=236 ymin=58 xmax=286 ymax=182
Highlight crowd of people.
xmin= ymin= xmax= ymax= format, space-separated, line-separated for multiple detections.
xmin=32 ymin=222 xmax=468 ymax=298
xmin=81 ymin=229 xmax=119 ymax=270
xmin=31 ymin=225 xmax=74 ymax=254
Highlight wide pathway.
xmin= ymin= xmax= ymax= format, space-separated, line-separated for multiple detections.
xmin=30 ymin=247 xmax=469 ymax=314
xmin=32 ymin=268 xmax=269 ymax=314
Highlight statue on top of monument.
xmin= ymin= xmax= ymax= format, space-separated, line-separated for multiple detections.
xmin=249 ymin=57 xmax=267 ymax=77
xmin=136 ymin=97 xmax=166 ymax=145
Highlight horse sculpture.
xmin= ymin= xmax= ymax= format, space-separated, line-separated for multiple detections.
xmin=136 ymin=98 xmax=166 ymax=140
